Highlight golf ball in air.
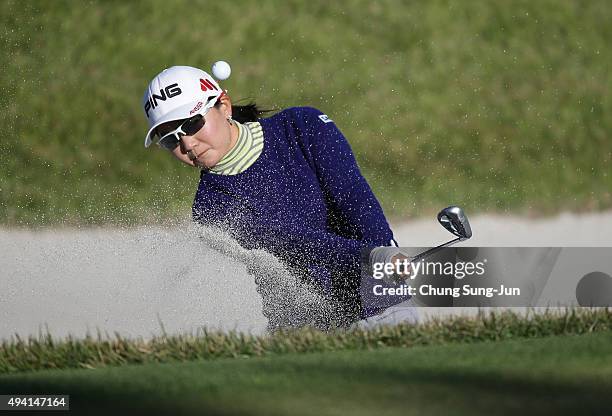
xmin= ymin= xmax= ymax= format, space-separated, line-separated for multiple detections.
xmin=212 ymin=61 xmax=231 ymax=80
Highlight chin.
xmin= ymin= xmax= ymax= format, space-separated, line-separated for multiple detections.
xmin=202 ymin=156 xmax=220 ymax=168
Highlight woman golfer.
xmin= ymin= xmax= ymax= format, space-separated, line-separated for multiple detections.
xmin=142 ymin=65 xmax=410 ymax=328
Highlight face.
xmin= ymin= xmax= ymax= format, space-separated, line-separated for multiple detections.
xmin=156 ymin=95 xmax=238 ymax=169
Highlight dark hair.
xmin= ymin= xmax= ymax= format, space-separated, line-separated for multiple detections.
xmin=215 ymin=100 xmax=273 ymax=123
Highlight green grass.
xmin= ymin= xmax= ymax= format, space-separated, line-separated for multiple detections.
xmin=2 ymin=0 xmax=612 ymax=225
xmin=2 ymin=308 xmax=610 ymax=374
xmin=1 ymin=332 xmax=611 ymax=415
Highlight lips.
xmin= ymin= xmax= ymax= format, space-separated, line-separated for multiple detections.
xmin=188 ymin=148 xmax=208 ymax=160
xmin=189 ymin=149 xmax=210 ymax=168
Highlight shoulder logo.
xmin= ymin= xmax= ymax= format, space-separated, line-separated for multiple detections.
xmin=318 ymin=114 xmax=333 ymax=123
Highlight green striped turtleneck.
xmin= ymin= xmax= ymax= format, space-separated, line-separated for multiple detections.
xmin=210 ymin=121 xmax=264 ymax=175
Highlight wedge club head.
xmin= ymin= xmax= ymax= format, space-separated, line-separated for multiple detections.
xmin=410 ymin=206 xmax=473 ymax=263
xmin=437 ymin=206 xmax=472 ymax=240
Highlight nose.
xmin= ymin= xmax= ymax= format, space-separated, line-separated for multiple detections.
xmin=179 ymin=134 xmax=197 ymax=153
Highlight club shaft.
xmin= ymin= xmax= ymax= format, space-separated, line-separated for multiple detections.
xmin=411 ymin=237 xmax=462 ymax=262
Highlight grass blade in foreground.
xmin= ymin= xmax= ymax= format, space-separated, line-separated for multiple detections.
xmin=1 ymin=308 xmax=610 ymax=374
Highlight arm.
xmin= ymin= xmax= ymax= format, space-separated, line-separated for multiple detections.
xmin=236 ymin=217 xmax=374 ymax=322
xmin=295 ymin=107 xmax=396 ymax=247
xmin=235 ymin=215 xmax=372 ymax=274
xmin=192 ymin=176 xmax=373 ymax=279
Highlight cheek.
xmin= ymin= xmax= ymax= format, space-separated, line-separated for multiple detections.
xmin=199 ymin=120 xmax=229 ymax=148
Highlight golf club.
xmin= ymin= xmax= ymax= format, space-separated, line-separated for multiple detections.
xmin=411 ymin=206 xmax=472 ymax=262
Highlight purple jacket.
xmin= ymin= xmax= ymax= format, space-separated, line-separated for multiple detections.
xmin=192 ymin=107 xmax=395 ymax=319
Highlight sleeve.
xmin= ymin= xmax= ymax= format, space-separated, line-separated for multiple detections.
xmin=191 ymin=174 xmax=373 ymax=278
xmin=236 ymin=216 xmax=371 ymax=321
xmin=295 ymin=107 xmax=396 ymax=247
xmin=235 ymin=215 xmax=372 ymax=274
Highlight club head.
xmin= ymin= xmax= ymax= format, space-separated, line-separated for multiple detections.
xmin=437 ymin=206 xmax=472 ymax=240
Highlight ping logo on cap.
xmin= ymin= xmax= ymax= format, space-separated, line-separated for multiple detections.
xmin=144 ymin=83 xmax=182 ymax=117
xmin=200 ymin=78 xmax=219 ymax=92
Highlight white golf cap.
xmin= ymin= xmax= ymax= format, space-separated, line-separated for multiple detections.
xmin=142 ymin=66 xmax=224 ymax=147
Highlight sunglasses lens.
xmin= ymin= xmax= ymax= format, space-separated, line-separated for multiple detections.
xmin=158 ymin=134 xmax=179 ymax=150
xmin=155 ymin=114 xmax=205 ymax=151
xmin=182 ymin=115 xmax=205 ymax=136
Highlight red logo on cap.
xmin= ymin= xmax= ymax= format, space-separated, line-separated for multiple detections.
xmin=190 ymin=101 xmax=203 ymax=115
xmin=200 ymin=78 xmax=219 ymax=92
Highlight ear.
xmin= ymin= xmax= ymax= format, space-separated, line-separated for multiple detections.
xmin=217 ymin=92 xmax=233 ymax=118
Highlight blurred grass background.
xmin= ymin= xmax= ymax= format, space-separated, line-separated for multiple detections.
xmin=1 ymin=0 xmax=611 ymax=226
